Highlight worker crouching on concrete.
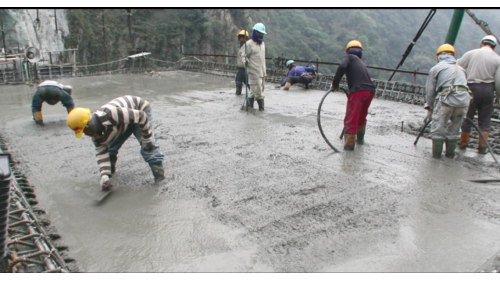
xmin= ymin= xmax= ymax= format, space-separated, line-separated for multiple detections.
xmin=331 ymin=40 xmax=375 ymax=151
xmin=279 ymin=60 xmax=316 ymax=90
xmin=235 ymin=30 xmax=250 ymax=95
xmin=425 ymin=44 xmax=471 ymax=159
xmin=66 ymin=95 xmax=165 ymax=191
xmin=241 ymin=23 xmax=266 ymax=111
xmin=31 ymin=80 xmax=74 ymax=126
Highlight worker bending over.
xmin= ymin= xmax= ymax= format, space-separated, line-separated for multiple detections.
xmin=31 ymin=80 xmax=74 ymax=126
xmin=67 ymin=95 xmax=165 ymax=191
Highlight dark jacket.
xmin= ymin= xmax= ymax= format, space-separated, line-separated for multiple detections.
xmin=332 ymin=53 xmax=375 ymax=94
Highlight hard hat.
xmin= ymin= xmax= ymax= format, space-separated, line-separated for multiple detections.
xmin=67 ymin=107 xmax=91 ymax=138
xmin=435 ymin=43 xmax=455 ymax=60
xmin=252 ymin=23 xmax=266 ymax=34
xmin=481 ymin=35 xmax=498 ymax=47
xmin=286 ymin=60 xmax=295 ymax=67
xmin=237 ymin=30 xmax=249 ymax=38
xmin=63 ymin=85 xmax=73 ymax=95
xmin=345 ymin=40 xmax=363 ymax=51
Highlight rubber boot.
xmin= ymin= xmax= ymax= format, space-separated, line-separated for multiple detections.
xmin=248 ymin=97 xmax=254 ymax=108
xmin=344 ymin=134 xmax=356 ymax=151
xmin=257 ymin=99 xmax=264 ymax=111
xmin=432 ymin=139 xmax=445 ymax=159
xmin=283 ymin=82 xmax=291 ymax=91
xmin=356 ymin=124 xmax=366 ymax=145
xmin=305 ymin=83 xmax=309 ymax=89
xmin=445 ymin=139 xmax=458 ymax=158
xmin=478 ymin=132 xmax=489 ymax=155
xmin=149 ymin=163 xmax=165 ymax=183
xmin=236 ymin=85 xmax=242 ymax=95
xmin=109 ymin=154 xmax=117 ymax=174
xmin=458 ymin=132 xmax=470 ymax=150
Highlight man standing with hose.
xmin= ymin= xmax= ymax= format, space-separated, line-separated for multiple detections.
xmin=424 ymin=44 xmax=470 ymax=159
xmin=240 ymin=23 xmax=267 ymax=111
xmin=330 ymin=40 xmax=375 ymax=151
xmin=235 ymin=30 xmax=250 ymax=95
xmin=457 ymin=35 xmax=500 ymax=154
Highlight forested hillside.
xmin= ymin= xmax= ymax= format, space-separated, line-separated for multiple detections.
xmin=62 ymin=9 xmax=500 ymax=84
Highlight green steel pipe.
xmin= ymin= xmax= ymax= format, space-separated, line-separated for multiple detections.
xmin=444 ymin=9 xmax=465 ymax=45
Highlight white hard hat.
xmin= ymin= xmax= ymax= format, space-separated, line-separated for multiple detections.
xmin=481 ymin=35 xmax=498 ymax=47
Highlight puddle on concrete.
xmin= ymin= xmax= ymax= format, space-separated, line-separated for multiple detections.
xmin=1 ymin=72 xmax=500 ymax=272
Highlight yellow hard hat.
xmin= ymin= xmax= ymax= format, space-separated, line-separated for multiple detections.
xmin=345 ymin=40 xmax=363 ymax=51
xmin=435 ymin=43 xmax=455 ymax=60
xmin=66 ymin=107 xmax=91 ymax=138
xmin=237 ymin=29 xmax=249 ymax=39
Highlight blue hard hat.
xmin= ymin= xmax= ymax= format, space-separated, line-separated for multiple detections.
xmin=252 ymin=23 xmax=267 ymax=34
xmin=286 ymin=60 xmax=295 ymax=67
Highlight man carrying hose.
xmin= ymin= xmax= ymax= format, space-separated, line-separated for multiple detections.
xmin=66 ymin=95 xmax=165 ymax=191
xmin=330 ymin=40 xmax=375 ymax=151
xmin=424 ymin=44 xmax=470 ymax=159
xmin=31 ymin=80 xmax=74 ymax=126
xmin=457 ymin=35 xmax=500 ymax=154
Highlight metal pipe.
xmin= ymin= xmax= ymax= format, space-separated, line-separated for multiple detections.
xmin=444 ymin=9 xmax=465 ymax=45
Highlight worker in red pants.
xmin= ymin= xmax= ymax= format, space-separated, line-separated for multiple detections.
xmin=331 ymin=40 xmax=375 ymax=150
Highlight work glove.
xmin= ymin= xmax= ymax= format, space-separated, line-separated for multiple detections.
xmin=33 ymin=111 xmax=44 ymax=127
xmin=330 ymin=85 xmax=339 ymax=92
xmin=35 ymin=119 xmax=45 ymax=127
xmin=423 ymin=110 xmax=432 ymax=124
xmin=100 ymin=175 xmax=112 ymax=191
xmin=141 ymin=138 xmax=154 ymax=152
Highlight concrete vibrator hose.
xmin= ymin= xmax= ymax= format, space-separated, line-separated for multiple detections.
xmin=317 ymin=87 xmax=349 ymax=153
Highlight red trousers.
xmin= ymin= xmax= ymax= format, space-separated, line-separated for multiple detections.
xmin=343 ymin=90 xmax=374 ymax=134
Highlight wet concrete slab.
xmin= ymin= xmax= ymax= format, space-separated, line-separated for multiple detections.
xmin=1 ymin=71 xmax=500 ymax=272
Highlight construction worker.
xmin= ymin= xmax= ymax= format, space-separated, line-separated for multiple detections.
xmin=279 ymin=60 xmax=316 ymax=90
xmin=240 ymin=22 xmax=266 ymax=111
xmin=31 ymin=80 xmax=74 ymax=126
xmin=235 ymin=30 xmax=250 ymax=95
xmin=331 ymin=40 xmax=375 ymax=151
xmin=457 ymin=35 xmax=500 ymax=154
xmin=424 ymin=44 xmax=471 ymax=159
xmin=66 ymin=95 xmax=165 ymax=191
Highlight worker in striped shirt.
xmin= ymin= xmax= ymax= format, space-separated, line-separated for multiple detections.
xmin=66 ymin=95 xmax=165 ymax=190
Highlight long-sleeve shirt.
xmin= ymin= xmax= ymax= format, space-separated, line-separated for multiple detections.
xmin=239 ymin=39 xmax=266 ymax=78
xmin=425 ymin=56 xmax=468 ymax=109
xmin=280 ymin=65 xmax=315 ymax=86
xmin=31 ymin=80 xmax=74 ymax=113
xmin=332 ymin=53 xmax=375 ymax=94
xmin=457 ymin=46 xmax=500 ymax=95
xmin=237 ymin=44 xmax=245 ymax=68
xmin=89 ymin=95 xmax=152 ymax=176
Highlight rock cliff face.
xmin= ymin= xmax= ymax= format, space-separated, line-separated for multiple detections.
xmin=2 ymin=9 xmax=68 ymax=56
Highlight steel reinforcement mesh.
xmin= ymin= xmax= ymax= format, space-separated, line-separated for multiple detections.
xmin=0 ymin=133 xmax=79 ymax=273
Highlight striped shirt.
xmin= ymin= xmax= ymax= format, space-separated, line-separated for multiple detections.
xmin=92 ymin=95 xmax=152 ymax=176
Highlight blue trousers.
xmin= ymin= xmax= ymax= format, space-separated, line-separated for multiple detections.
xmin=108 ymin=108 xmax=164 ymax=166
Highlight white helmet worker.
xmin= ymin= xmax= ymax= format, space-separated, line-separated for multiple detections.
xmin=481 ymin=35 xmax=498 ymax=48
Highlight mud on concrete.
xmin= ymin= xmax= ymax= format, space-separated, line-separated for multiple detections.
xmin=1 ymin=71 xmax=500 ymax=272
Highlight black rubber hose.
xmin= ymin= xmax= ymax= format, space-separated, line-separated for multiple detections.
xmin=466 ymin=117 xmax=500 ymax=170
xmin=317 ymin=88 xmax=348 ymax=153
xmin=414 ymin=119 xmax=432 ymax=145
